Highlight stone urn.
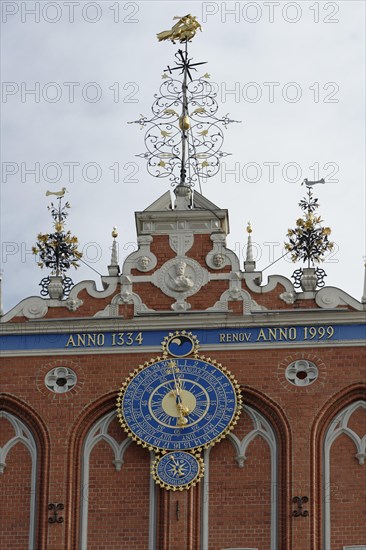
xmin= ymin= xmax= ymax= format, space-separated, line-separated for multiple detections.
xmin=300 ymin=267 xmax=317 ymax=292
xmin=48 ymin=276 xmax=64 ymax=300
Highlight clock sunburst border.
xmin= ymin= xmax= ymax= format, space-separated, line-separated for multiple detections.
xmin=151 ymin=452 xmax=205 ymax=491
xmin=116 ymin=354 xmax=243 ymax=454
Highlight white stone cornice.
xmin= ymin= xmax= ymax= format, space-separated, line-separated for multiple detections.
xmin=1 ymin=306 xmax=365 ymax=332
xmin=135 ymin=209 xmax=228 ymax=236
xmin=2 ymin=338 xmax=365 ymax=358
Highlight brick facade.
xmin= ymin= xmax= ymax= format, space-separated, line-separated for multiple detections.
xmin=1 ymin=191 xmax=365 ymax=550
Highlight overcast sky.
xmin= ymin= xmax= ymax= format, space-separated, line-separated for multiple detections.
xmin=1 ymin=0 xmax=365 ymax=313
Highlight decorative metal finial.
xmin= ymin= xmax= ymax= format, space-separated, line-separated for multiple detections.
xmin=285 ymin=181 xmax=333 ymax=290
xmin=129 ymin=15 xmax=240 ymax=198
xmin=109 ymin=226 xmax=120 ymax=276
xmin=244 ymin=222 xmax=256 ymax=272
xmin=362 ymin=259 xmax=366 ymax=304
xmin=33 ymin=191 xmax=82 ymax=299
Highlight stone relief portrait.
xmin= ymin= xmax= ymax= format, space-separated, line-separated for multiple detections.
xmin=166 ymin=260 xmax=195 ymax=292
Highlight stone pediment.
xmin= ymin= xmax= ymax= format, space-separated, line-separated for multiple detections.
xmin=143 ymin=190 xmax=222 ymax=212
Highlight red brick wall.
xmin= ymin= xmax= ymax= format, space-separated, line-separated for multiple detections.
xmin=1 ymin=343 xmax=365 ymax=549
xmin=0 ymin=441 xmax=32 ymax=550
xmin=87 ymin=434 xmax=151 ymax=549
xmin=208 ymin=433 xmax=272 ymax=550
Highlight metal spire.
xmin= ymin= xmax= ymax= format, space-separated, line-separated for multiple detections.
xmin=244 ymin=222 xmax=256 ymax=272
xmin=164 ymin=41 xmax=207 ymax=190
xmin=108 ymin=227 xmax=120 ymax=276
xmin=128 ymin=15 xmax=239 ymax=203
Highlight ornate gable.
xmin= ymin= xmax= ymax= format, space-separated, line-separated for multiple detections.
xmin=2 ymin=189 xmax=364 ymax=324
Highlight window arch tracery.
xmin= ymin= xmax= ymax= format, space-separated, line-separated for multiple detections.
xmin=0 ymin=411 xmax=37 ymax=550
xmin=323 ymin=400 xmax=366 ymax=549
xmin=80 ymin=410 xmax=156 ymax=550
xmin=201 ymin=405 xmax=278 ymax=550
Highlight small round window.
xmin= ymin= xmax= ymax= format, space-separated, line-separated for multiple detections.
xmin=45 ymin=366 xmax=77 ymax=393
xmin=285 ymin=360 xmax=318 ymax=387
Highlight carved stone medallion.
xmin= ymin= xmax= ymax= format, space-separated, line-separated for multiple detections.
xmin=152 ymin=257 xmax=208 ymax=299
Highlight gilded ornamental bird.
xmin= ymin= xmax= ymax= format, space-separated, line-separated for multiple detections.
xmin=46 ymin=187 xmax=67 ymax=197
xmin=157 ymin=14 xmax=202 ymax=43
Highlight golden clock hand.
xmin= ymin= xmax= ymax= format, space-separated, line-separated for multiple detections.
xmin=174 ymin=376 xmax=182 ymax=400
xmin=169 ymin=454 xmax=179 ymax=467
xmin=167 ymin=360 xmax=190 ymax=424
xmin=168 ymin=360 xmax=182 ymax=399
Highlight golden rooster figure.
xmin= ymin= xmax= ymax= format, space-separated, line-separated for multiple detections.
xmin=157 ymin=14 xmax=202 ymax=43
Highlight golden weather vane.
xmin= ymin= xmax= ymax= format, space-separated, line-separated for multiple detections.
xmin=157 ymin=14 xmax=202 ymax=43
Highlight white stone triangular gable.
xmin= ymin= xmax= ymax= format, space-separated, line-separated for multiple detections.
xmin=143 ymin=190 xmax=221 ymax=212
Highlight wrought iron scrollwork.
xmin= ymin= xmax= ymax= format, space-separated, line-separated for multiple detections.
xmin=48 ymin=503 xmax=64 ymax=524
xmin=39 ymin=275 xmax=74 ymax=298
xmin=39 ymin=276 xmax=51 ymax=297
xmin=315 ymin=267 xmax=327 ymax=287
xmin=285 ymin=186 xmax=333 ymax=269
xmin=291 ymin=267 xmax=327 ymax=289
xmin=291 ymin=268 xmax=303 ymax=289
xmin=130 ymin=46 xmax=239 ymax=189
xmin=292 ymin=496 xmax=309 ymax=517
xmin=33 ymin=194 xmax=81 ymax=297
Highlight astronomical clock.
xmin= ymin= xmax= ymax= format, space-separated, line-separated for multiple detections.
xmin=117 ymin=331 xmax=242 ymax=490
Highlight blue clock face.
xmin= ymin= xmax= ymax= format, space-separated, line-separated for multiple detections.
xmin=118 ymin=357 xmax=241 ymax=451
xmin=153 ymin=451 xmax=203 ymax=490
